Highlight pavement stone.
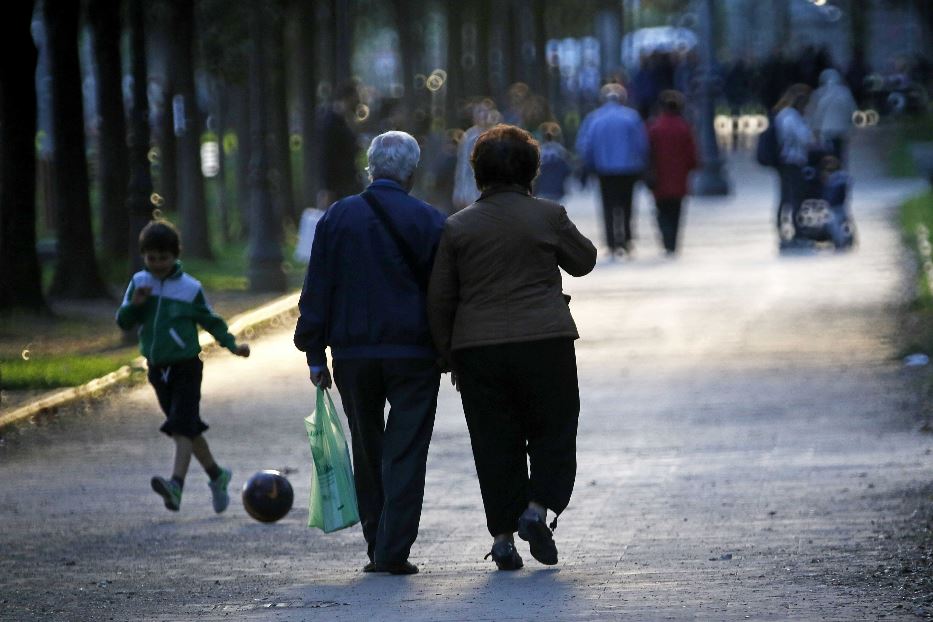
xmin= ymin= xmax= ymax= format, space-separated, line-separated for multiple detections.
xmin=0 ymin=133 xmax=931 ymax=621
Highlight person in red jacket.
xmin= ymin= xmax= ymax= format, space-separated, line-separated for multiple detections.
xmin=647 ymin=90 xmax=699 ymax=255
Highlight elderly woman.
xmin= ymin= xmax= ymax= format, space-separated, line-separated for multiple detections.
xmin=427 ymin=124 xmax=597 ymax=570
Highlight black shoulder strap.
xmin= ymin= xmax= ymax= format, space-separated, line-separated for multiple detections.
xmin=360 ymin=190 xmax=428 ymax=291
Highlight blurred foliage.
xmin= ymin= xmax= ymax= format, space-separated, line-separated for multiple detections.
xmin=196 ymin=0 xmax=254 ymax=85
xmin=888 ymin=114 xmax=933 ymax=178
xmin=899 ymin=190 xmax=933 ymax=356
xmin=901 ymin=190 xmax=933 ymax=306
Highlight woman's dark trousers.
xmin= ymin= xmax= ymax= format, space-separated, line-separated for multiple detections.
xmin=598 ymin=174 xmax=639 ymax=251
xmin=333 ymin=357 xmax=440 ymax=565
xmin=777 ymin=163 xmax=805 ymax=232
xmin=655 ymin=197 xmax=683 ymax=253
xmin=454 ymin=338 xmax=580 ymax=538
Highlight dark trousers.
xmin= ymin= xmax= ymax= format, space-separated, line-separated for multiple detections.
xmin=777 ymin=163 xmax=806 ymax=231
xmin=454 ymin=338 xmax=580 ymax=538
xmin=333 ymin=358 xmax=440 ymax=565
xmin=655 ymin=197 xmax=684 ymax=253
xmin=147 ymin=357 xmax=207 ymax=438
xmin=598 ymin=174 xmax=639 ymax=251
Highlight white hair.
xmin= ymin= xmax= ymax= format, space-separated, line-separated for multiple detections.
xmin=366 ymin=131 xmax=420 ymax=183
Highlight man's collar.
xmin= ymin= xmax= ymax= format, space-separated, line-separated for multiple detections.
xmin=368 ymin=178 xmax=408 ymax=193
xmin=478 ymin=184 xmax=530 ymax=200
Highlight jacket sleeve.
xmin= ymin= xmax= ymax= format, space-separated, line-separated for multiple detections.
xmin=192 ymin=289 xmax=238 ymax=353
xmin=575 ymin=114 xmax=594 ymax=169
xmin=555 ymin=207 xmax=597 ymax=277
xmin=294 ymin=215 xmax=331 ymax=367
xmin=116 ymin=280 xmax=142 ymax=330
xmin=426 ymin=226 xmax=460 ymax=363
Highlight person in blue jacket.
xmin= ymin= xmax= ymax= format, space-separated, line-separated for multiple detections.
xmin=294 ymin=131 xmax=446 ymax=575
xmin=575 ymin=83 xmax=649 ymax=258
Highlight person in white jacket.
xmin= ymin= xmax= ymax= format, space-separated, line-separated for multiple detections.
xmin=807 ymin=68 xmax=857 ymax=163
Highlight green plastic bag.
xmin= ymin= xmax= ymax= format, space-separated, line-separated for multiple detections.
xmin=304 ymin=387 xmax=360 ymax=532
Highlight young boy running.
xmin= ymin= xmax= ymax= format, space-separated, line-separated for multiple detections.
xmin=117 ymin=220 xmax=250 ymax=513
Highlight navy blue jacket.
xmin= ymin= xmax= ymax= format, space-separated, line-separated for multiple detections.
xmin=294 ymin=179 xmax=446 ymax=367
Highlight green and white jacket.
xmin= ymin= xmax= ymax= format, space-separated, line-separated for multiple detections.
xmin=116 ymin=262 xmax=238 ymax=366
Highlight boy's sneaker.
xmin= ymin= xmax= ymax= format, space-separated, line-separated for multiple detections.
xmin=151 ymin=476 xmax=182 ymax=512
xmin=209 ymin=468 xmax=232 ymax=514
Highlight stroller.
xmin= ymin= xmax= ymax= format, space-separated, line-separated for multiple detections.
xmin=778 ymin=149 xmax=856 ymax=251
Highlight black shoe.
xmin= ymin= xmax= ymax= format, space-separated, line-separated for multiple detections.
xmin=375 ymin=560 xmax=419 ymax=575
xmin=517 ymin=509 xmax=558 ymax=565
xmin=485 ymin=540 xmax=523 ymax=571
xmin=362 ymin=561 xmax=376 ymax=573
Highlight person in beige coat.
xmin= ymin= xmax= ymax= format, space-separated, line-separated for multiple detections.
xmin=427 ymin=124 xmax=597 ymax=571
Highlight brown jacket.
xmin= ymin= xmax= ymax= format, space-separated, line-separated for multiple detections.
xmin=427 ymin=185 xmax=597 ymax=362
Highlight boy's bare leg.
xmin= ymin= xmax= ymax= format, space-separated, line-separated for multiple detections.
xmin=191 ymin=435 xmax=217 ymax=471
xmin=172 ymin=436 xmax=194 ymax=482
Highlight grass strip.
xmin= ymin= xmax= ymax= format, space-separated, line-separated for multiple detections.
xmin=1 ymin=352 xmax=140 ymax=390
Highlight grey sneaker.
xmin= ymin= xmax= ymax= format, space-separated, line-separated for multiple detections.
xmin=209 ymin=468 xmax=232 ymax=513
xmin=151 ymin=476 xmax=182 ymax=512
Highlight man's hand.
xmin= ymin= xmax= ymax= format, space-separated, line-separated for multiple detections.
xmin=131 ymin=286 xmax=151 ymax=306
xmin=310 ymin=366 xmax=332 ymax=389
xmin=234 ymin=343 xmax=250 ymax=358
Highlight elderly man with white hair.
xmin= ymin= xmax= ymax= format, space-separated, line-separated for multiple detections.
xmin=295 ymin=131 xmax=446 ymax=575
xmin=575 ymin=83 xmax=649 ymax=259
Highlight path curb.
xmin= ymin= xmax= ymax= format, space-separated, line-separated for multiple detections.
xmin=0 ymin=292 xmax=300 ymax=431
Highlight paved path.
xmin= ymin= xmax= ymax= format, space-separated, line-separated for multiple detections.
xmin=1 ymin=135 xmax=930 ymax=621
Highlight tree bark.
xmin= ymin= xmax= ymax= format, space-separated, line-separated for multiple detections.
xmin=294 ymin=0 xmax=319 ymax=209
xmin=393 ymin=0 xmax=418 ymax=130
xmin=230 ymin=82 xmax=251 ymax=239
xmin=88 ymin=0 xmax=130 ymax=263
xmin=170 ymin=0 xmax=211 ymax=258
xmin=532 ymin=0 xmax=548 ymax=96
xmin=334 ymin=0 xmax=352 ymax=88
xmin=247 ymin=3 xmax=286 ymax=292
xmin=0 ymin=0 xmax=46 ymax=312
xmin=210 ymin=77 xmax=231 ymax=243
xmin=127 ymin=0 xmax=153 ymax=273
xmin=444 ymin=0 xmax=464 ymax=127
xmin=45 ymin=0 xmax=109 ymax=299
xmin=268 ymin=5 xmax=297 ymax=225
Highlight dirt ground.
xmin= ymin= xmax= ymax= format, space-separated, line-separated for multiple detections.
xmin=1 ymin=136 xmax=932 ymax=621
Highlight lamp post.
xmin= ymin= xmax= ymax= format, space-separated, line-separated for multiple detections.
xmin=692 ymin=0 xmax=729 ymax=196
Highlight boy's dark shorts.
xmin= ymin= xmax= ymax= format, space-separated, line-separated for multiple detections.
xmin=147 ymin=357 xmax=208 ymax=438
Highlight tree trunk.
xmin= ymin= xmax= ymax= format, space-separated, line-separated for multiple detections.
xmin=393 ymin=0 xmax=417 ymax=130
xmin=334 ymin=0 xmax=352 ymax=87
xmin=294 ymin=0 xmax=318 ymax=209
xmin=230 ymin=82 xmax=251 ymax=239
xmin=88 ymin=0 xmax=130 ymax=264
xmin=170 ymin=0 xmax=211 ymax=258
xmin=268 ymin=6 xmax=297 ymax=225
xmin=0 ymin=0 xmax=46 ymax=312
xmin=445 ymin=0 xmax=464 ymax=127
xmin=45 ymin=0 xmax=109 ymax=299
xmin=532 ymin=0 xmax=548 ymax=96
xmin=488 ymin=1 xmax=508 ymax=101
xmin=247 ymin=3 xmax=286 ymax=292
xmin=151 ymin=11 xmax=177 ymax=228
xmin=210 ymin=77 xmax=231 ymax=243
xmin=127 ymin=0 xmax=153 ymax=273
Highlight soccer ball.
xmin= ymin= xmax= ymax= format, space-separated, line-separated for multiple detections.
xmin=242 ymin=470 xmax=294 ymax=523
